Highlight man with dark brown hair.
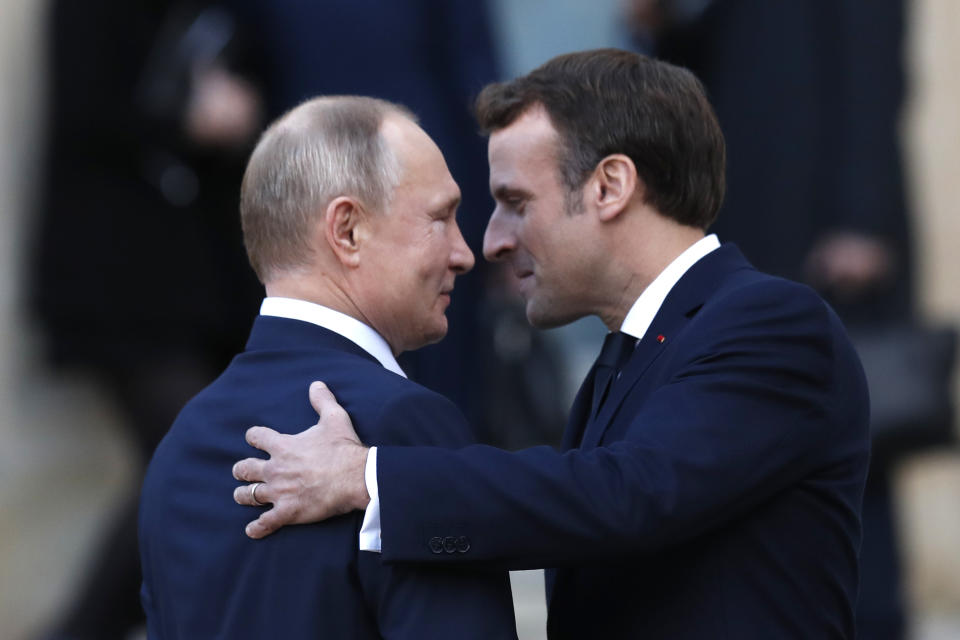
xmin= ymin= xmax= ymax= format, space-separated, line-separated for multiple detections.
xmin=234 ymin=50 xmax=870 ymax=638
xmin=474 ymin=49 xmax=725 ymax=229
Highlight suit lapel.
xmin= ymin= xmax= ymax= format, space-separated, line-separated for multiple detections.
xmin=579 ymin=323 xmax=673 ymax=449
xmin=578 ymin=244 xmax=753 ymax=450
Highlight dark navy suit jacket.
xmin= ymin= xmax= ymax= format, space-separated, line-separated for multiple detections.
xmin=375 ymin=245 xmax=871 ymax=638
xmin=139 ymin=315 xmax=516 ymax=638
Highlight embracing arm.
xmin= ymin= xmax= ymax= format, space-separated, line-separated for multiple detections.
xmin=235 ymin=285 xmax=869 ymax=568
xmin=375 ymin=285 xmax=868 ymax=567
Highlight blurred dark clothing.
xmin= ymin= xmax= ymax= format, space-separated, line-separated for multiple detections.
xmin=655 ymin=0 xmax=911 ymax=326
xmin=858 ymin=471 xmax=908 ymax=640
xmin=230 ymin=0 xmax=501 ymax=434
xmin=32 ymin=1 xmax=263 ymax=637
xmin=34 ymin=0 xmax=262 ymax=367
xmin=645 ymin=1 xmax=912 ymax=637
xmin=482 ymin=291 xmax=567 ymax=451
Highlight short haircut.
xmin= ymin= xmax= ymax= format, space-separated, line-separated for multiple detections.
xmin=475 ymin=48 xmax=725 ymax=229
xmin=240 ymin=96 xmax=415 ymax=283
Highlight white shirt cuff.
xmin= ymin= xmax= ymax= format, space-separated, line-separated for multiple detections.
xmin=358 ymin=446 xmax=382 ymax=552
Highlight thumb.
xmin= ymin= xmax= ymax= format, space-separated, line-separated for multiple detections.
xmin=308 ymin=381 xmax=361 ymax=444
xmin=309 ymin=381 xmax=337 ymax=418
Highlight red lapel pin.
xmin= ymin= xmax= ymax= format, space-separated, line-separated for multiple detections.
xmin=656 ymin=334 xmax=666 ymax=343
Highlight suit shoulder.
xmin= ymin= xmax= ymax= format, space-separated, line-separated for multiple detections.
xmin=359 ymin=375 xmax=475 ymax=449
xmin=717 ymin=269 xmax=827 ymax=309
xmin=265 ymin=349 xmax=476 ymax=448
xmin=175 ymin=344 xmax=477 ymax=449
xmin=700 ymin=270 xmax=835 ymax=337
xmin=686 ymin=269 xmax=867 ymax=425
xmin=679 ymin=272 xmax=842 ymax=387
xmin=327 ymin=354 xmax=463 ymax=416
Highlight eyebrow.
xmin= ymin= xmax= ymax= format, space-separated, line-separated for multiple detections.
xmin=491 ymin=184 xmax=530 ymax=202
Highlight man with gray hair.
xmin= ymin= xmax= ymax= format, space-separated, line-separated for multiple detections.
xmin=138 ymin=96 xmax=517 ymax=638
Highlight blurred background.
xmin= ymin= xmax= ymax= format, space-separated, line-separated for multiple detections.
xmin=0 ymin=0 xmax=958 ymax=638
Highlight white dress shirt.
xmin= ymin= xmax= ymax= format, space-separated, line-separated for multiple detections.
xmin=620 ymin=234 xmax=720 ymax=340
xmin=260 ymin=297 xmax=405 ymax=377
xmin=359 ymin=235 xmax=721 ymax=552
xmin=259 ymin=296 xmax=404 ymax=550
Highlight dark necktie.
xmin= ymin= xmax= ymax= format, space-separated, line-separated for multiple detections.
xmin=590 ymin=331 xmax=636 ymax=419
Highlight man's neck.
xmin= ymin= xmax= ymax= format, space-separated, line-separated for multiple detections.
xmin=265 ymin=273 xmax=373 ymax=337
xmin=598 ymin=222 xmax=706 ymax=331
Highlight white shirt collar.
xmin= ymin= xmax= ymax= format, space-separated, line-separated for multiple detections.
xmin=620 ymin=234 xmax=720 ymax=340
xmin=259 ymin=297 xmax=406 ymax=378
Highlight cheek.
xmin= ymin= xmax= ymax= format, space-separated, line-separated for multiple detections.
xmin=524 ymin=218 xmax=555 ymax=257
xmin=419 ymin=239 xmax=451 ymax=282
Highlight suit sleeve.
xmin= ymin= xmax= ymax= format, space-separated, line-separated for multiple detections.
xmin=376 ymin=281 xmax=870 ymax=568
xmin=357 ymin=391 xmax=517 ymax=639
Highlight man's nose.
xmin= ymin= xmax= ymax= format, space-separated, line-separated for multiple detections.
xmin=450 ymin=222 xmax=475 ymax=275
xmin=482 ymin=209 xmax=515 ymax=263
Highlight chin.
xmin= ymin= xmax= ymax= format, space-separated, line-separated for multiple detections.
xmin=525 ymin=300 xmax=583 ymax=330
xmin=421 ymin=320 xmax=449 ymax=347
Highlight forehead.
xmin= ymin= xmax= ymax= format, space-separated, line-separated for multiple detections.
xmin=488 ymin=107 xmax=563 ymax=189
xmin=382 ymin=116 xmax=460 ymax=205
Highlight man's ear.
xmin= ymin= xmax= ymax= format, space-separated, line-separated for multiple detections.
xmin=589 ymin=154 xmax=639 ymax=222
xmin=323 ymin=196 xmax=366 ymax=268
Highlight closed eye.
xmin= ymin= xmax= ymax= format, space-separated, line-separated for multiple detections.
xmin=430 ymin=196 xmax=461 ymax=220
xmin=493 ymin=186 xmax=530 ymax=213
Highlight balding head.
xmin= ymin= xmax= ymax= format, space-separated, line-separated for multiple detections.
xmin=240 ymin=96 xmax=416 ymax=283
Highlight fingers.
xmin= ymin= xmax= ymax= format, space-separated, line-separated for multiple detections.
xmin=245 ymin=426 xmax=281 ymax=452
xmin=233 ymin=482 xmax=273 ymax=507
xmin=309 ymin=381 xmax=336 ymax=418
xmin=245 ymin=505 xmax=291 ymax=539
xmin=232 ymin=457 xmax=268 ymax=482
xmin=233 ymin=484 xmax=250 ymax=505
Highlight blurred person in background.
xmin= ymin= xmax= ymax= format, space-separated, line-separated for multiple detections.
xmin=230 ymin=0 xmax=508 ymax=443
xmin=626 ymin=1 xmax=915 ymax=637
xmin=31 ymin=1 xmax=263 ymax=637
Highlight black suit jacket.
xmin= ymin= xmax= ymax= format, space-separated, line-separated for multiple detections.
xmin=375 ymin=246 xmax=870 ymax=638
xmin=139 ymin=315 xmax=517 ymax=638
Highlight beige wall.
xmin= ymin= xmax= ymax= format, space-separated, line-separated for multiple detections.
xmin=906 ymin=0 xmax=960 ymax=324
xmin=899 ymin=0 xmax=960 ymax=619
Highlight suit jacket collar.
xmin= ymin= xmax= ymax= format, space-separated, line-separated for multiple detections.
xmin=259 ymin=297 xmax=405 ymax=377
xmin=573 ymin=244 xmax=754 ymax=450
xmin=244 ymin=314 xmax=382 ymax=369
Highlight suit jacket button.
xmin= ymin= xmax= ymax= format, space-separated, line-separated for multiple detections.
xmin=456 ymin=536 xmax=470 ymax=553
xmin=429 ymin=536 xmax=444 ymax=554
xmin=443 ymin=536 xmax=458 ymax=553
